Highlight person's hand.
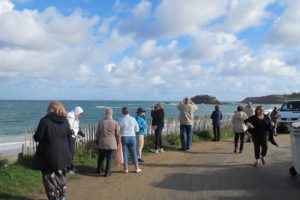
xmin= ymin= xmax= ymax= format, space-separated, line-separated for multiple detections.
xmin=247 ymin=123 xmax=254 ymax=129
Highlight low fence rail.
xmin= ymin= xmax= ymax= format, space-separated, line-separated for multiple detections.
xmin=22 ymin=115 xmax=232 ymax=156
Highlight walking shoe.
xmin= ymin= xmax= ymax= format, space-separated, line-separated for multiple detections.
xmin=136 ymin=168 xmax=142 ymax=173
xmin=67 ymin=170 xmax=76 ymax=175
xmin=122 ymin=169 xmax=129 ymax=174
xmin=234 ymin=150 xmax=237 ymax=153
xmin=254 ymin=161 xmax=259 ymax=167
xmin=177 ymin=148 xmax=186 ymax=151
xmin=261 ymin=157 xmax=266 ymax=165
xmin=159 ymin=148 xmax=164 ymax=153
xmin=138 ymin=158 xmax=144 ymax=162
xmin=150 ymin=149 xmax=159 ymax=154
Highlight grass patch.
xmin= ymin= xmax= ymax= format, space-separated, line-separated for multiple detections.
xmin=0 ymin=156 xmax=44 ymax=199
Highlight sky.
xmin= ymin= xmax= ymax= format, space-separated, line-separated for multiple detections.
xmin=0 ymin=0 xmax=299 ymax=101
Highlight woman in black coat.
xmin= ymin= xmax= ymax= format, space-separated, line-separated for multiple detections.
xmin=151 ymin=103 xmax=165 ymax=153
xmin=33 ymin=101 xmax=72 ymax=200
xmin=245 ymin=106 xmax=273 ymax=167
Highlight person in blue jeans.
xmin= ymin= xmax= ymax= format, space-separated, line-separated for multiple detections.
xmin=118 ymin=107 xmax=142 ymax=173
xmin=211 ymin=105 xmax=223 ymax=142
xmin=177 ymin=97 xmax=198 ymax=151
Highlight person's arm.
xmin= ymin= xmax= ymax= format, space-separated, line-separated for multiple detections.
xmin=134 ymin=118 xmax=140 ymax=133
xmin=210 ymin=111 xmax=215 ymax=119
xmin=245 ymin=116 xmax=254 ymax=129
xmin=220 ymin=112 xmax=223 ymax=120
xmin=33 ymin=118 xmax=46 ymax=142
xmin=95 ymin=122 xmax=101 ymax=145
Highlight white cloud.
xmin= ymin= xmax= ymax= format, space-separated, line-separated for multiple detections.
xmin=0 ymin=0 xmax=14 ymax=14
xmin=216 ymin=0 xmax=274 ymax=32
xmin=267 ymin=0 xmax=300 ymax=48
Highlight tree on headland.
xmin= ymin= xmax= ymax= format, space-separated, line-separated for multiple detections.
xmin=190 ymin=95 xmax=221 ymax=104
xmin=241 ymin=92 xmax=300 ymax=104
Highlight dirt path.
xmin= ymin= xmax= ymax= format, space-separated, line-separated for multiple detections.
xmin=49 ymin=135 xmax=300 ymax=199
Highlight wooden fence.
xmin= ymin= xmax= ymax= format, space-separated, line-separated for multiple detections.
xmin=22 ymin=115 xmax=232 ymax=156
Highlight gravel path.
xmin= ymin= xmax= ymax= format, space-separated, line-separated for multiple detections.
xmin=42 ymin=135 xmax=300 ymax=200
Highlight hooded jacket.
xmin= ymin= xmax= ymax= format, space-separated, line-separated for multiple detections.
xmin=232 ymin=111 xmax=248 ymax=133
xmin=135 ymin=115 xmax=147 ymax=135
xmin=33 ymin=113 xmax=72 ymax=173
xmin=67 ymin=106 xmax=84 ymax=138
xmin=211 ymin=110 xmax=223 ymax=126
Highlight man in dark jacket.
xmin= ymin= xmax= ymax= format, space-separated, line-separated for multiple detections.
xmin=33 ymin=101 xmax=72 ymax=200
xmin=151 ymin=103 xmax=165 ymax=153
xmin=211 ymin=105 xmax=223 ymax=142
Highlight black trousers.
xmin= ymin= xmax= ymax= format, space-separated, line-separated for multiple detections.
xmin=213 ymin=126 xmax=221 ymax=141
xmin=68 ymin=136 xmax=76 ymax=170
xmin=97 ymin=149 xmax=113 ymax=175
xmin=252 ymin=135 xmax=268 ymax=159
xmin=155 ymin=126 xmax=163 ymax=150
xmin=234 ymin=132 xmax=245 ymax=152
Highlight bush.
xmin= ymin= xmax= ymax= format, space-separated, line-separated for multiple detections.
xmin=0 ymin=157 xmax=8 ymax=168
xmin=192 ymin=133 xmax=201 ymax=142
xmin=195 ymin=130 xmax=214 ymax=140
xmin=144 ymin=134 xmax=155 ymax=150
xmin=164 ymin=134 xmax=180 ymax=146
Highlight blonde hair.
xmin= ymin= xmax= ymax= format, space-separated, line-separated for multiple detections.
xmin=47 ymin=101 xmax=67 ymax=117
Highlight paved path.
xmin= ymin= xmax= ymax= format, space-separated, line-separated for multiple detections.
xmin=65 ymin=135 xmax=300 ymax=200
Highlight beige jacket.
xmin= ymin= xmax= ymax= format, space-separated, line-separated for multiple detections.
xmin=177 ymin=103 xmax=198 ymax=125
xmin=95 ymin=118 xmax=120 ymax=150
xmin=243 ymin=106 xmax=255 ymax=117
xmin=232 ymin=111 xmax=248 ymax=133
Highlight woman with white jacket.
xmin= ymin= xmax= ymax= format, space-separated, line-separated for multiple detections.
xmin=232 ymin=106 xmax=248 ymax=153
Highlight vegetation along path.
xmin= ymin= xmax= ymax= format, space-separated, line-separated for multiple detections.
xmin=41 ymin=135 xmax=300 ymax=200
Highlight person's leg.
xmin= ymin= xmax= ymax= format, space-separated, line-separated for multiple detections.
xmin=186 ymin=125 xmax=192 ymax=150
xmin=157 ymin=126 xmax=163 ymax=150
xmin=239 ymin=132 xmax=245 ymax=153
xmin=217 ymin=126 xmax=221 ymax=141
xmin=180 ymin=124 xmax=187 ymax=150
xmin=261 ymin=136 xmax=268 ymax=164
xmin=127 ymin=136 xmax=140 ymax=171
xmin=97 ymin=149 xmax=106 ymax=174
xmin=139 ymin=135 xmax=144 ymax=159
xmin=105 ymin=150 xmax=113 ymax=176
xmin=68 ymin=136 xmax=76 ymax=171
xmin=121 ymin=137 xmax=129 ymax=171
xmin=213 ymin=126 xmax=217 ymax=141
xmin=234 ymin=132 xmax=239 ymax=152
xmin=42 ymin=170 xmax=67 ymax=200
xmin=154 ymin=128 xmax=159 ymax=150
xmin=252 ymin=136 xmax=260 ymax=166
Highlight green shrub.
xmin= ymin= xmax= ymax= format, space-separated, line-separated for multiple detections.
xmin=0 ymin=156 xmax=8 ymax=168
xmin=164 ymin=133 xmax=180 ymax=146
xmin=221 ymin=126 xmax=234 ymax=139
xmin=144 ymin=134 xmax=155 ymax=150
xmin=192 ymin=133 xmax=201 ymax=142
xmin=195 ymin=130 xmax=214 ymax=140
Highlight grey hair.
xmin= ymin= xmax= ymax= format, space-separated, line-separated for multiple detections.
xmin=105 ymin=108 xmax=113 ymax=116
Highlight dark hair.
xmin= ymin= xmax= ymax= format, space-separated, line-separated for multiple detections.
xmin=237 ymin=106 xmax=243 ymax=112
xmin=122 ymin=107 xmax=129 ymax=115
xmin=215 ymin=105 xmax=219 ymax=111
xmin=255 ymin=106 xmax=263 ymax=115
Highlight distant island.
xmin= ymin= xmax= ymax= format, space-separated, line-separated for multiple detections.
xmin=241 ymin=92 xmax=300 ymax=104
xmin=191 ymin=95 xmax=221 ymax=104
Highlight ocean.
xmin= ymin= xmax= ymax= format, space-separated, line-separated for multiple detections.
xmin=0 ymin=100 xmax=280 ymax=154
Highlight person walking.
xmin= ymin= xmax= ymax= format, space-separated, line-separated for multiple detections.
xmin=244 ymin=102 xmax=255 ymax=142
xmin=118 ymin=107 xmax=142 ymax=173
xmin=270 ymin=106 xmax=279 ymax=136
xmin=151 ymin=103 xmax=165 ymax=154
xmin=66 ymin=106 xmax=84 ymax=175
xmin=232 ymin=106 xmax=248 ymax=153
xmin=95 ymin=108 xmax=120 ymax=177
xmin=33 ymin=101 xmax=72 ymax=200
xmin=211 ymin=105 xmax=223 ymax=142
xmin=177 ymin=97 xmax=198 ymax=151
xmin=245 ymin=106 xmax=273 ymax=167
xmin=135 ymin=107 xmax=147 ymax=162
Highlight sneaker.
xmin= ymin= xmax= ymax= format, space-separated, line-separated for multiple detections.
xmin=234 ymin=150 xmax=237 ymax=153
xmin=122 ymin=169 xmax=129 ymax=174
xmin=138 ymin=158 xmax=144 ymax=162
xmin=261 ymin=157 xmax=266 ymax=165
xmin=150 ymin=149 xmax=159 ymax=154
xmin=136 ymin=168 xmax=142 ymax=173
xmin=254 ymin=161 xmax=259 ymax=167
xmin=159 ymin=148 xmax=164 ymax=153
xmin=68 ymin=170 xmax=75 ymax=175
